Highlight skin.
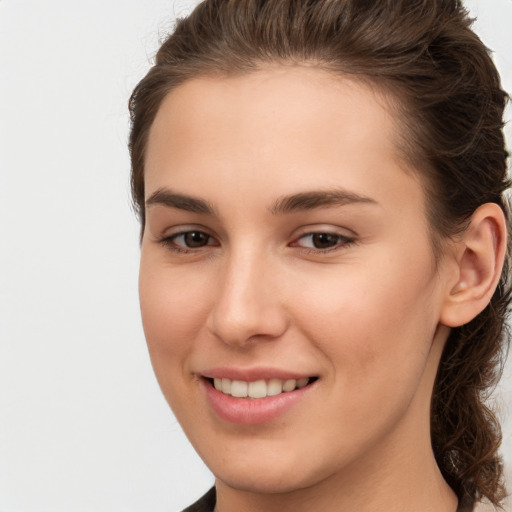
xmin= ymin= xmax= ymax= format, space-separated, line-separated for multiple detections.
xmin=139 ymin=67 xmax=467 ymax=512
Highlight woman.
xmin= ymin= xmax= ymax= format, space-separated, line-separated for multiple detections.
xmin=129 ymin=1 xmax=510 ymax=510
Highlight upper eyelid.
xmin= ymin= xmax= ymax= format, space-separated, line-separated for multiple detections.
xmin=159 ymin=224 xmax=216 ymax=238
xmin=296 ymin=232 xmax=354 ymax=240
xmin=296 ymin=228 xmax=354 ymax=237
xmin=291 ymin=224 xmax=357 ymax=238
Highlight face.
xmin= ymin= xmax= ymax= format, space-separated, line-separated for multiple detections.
xmin=139 ymin=68 xmax=455 ymax=494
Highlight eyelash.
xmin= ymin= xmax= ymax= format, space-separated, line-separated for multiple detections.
xmin=158 ymin=231 xmax=218 ymax=254
xmin=157 ymin=230 xmax=356 ymax=254
xmin=291 ymin=232 xmax=356 ymax=253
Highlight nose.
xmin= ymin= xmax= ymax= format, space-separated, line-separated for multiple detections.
xmin=206 ymin=248 xmax=289 ymax=347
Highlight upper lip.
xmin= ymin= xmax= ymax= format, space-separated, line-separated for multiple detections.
xmin=200 ymin=366 xmax=316 ymax=382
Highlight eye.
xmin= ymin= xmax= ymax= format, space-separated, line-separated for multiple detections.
xmin=159 ymin=230 xmax=218 ymax=252
xmin=292 ymin=232 xmax=355 ymax=251
xmin=175 ymin=231 xmax=212 ymax=248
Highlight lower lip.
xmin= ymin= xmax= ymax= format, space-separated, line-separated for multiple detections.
xmin=202 ymin=379 xmax=314 ymax=425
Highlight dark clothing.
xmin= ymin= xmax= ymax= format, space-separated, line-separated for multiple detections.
xmin=182 ymin=487 xmax=216 ymax=512
xmin=182 ymin=487 xmax=475 ymax=511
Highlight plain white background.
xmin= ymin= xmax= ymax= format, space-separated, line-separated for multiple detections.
xmin=0 ymin=1 xmax=510 ymax=511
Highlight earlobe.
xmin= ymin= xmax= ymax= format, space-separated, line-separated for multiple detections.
xmin=440 ymin=203 xmax=507 ymax=328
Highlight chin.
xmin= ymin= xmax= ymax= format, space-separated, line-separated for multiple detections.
xmin=204 ymin=445 xmax=344 ymax=496
xmin=216 ymin=468 xmax=321 ymax=495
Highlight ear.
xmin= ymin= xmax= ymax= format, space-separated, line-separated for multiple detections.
xmin=440 ymin=203 xmax=508 ymax=328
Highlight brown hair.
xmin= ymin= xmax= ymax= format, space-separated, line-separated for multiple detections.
xmin=128 ymin=0 xmax=511 ymax=506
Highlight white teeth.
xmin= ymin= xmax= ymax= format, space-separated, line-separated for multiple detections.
xmin=221 ymin=378 xmax=231 ymax=394
xmin=211 ymin=377 xmax=312 ymax=398
xmin=267 ymin=378 xmax=283 ymax=396
xmin=231 ymin=380 xmax=248 ymax=398
xmin=283 ymin=379 xmax=297 ymax=392
xmin=248 ymin=380 xmax=267 ymax=398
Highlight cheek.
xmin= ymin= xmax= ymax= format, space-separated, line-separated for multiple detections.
xmin=138 ymin=257 xmax=213 ymax=371
xmin=293 ymin=276 xmax=438 ymax=454
xmin=292 ymin=256 xmax=439 ymax=393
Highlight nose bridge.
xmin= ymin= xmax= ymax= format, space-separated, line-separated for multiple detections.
xmin=207 ymin=242 xmax=287 ymax=346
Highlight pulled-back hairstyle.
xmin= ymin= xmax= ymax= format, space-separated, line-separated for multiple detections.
xmin=129 ymin=0 xmax=511 ymax=506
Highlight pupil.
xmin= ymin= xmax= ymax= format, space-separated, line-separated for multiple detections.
xmin=312 ymin=233 xmax=338 ymax=249
xmin=185 ymin=231 xmax=208 ymax=247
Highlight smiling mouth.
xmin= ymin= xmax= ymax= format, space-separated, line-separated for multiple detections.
xmin=206 ymin=377 xmax=318 ymax=399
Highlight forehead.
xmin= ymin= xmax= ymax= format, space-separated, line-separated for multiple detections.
xmin=144 ymin=67 xmax=425 ymax=222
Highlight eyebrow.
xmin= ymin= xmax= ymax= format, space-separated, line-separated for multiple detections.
xmin=145 ymin=187 xmax=377 ymax=216
xmin=145 ymin=188 xmax=216 ymax=215
xmin=270 ymin=189 xmax=378 ymax=215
